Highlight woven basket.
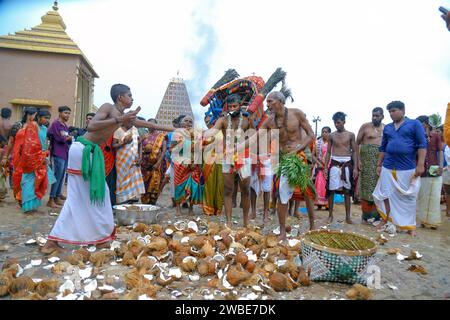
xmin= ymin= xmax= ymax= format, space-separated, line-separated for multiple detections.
xmin=301 ymin=230 xmax=377 ymax=284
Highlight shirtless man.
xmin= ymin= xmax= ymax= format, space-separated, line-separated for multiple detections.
xmin=0 ymin=108 xmax=12 ymax=139
xmin=324 ymin=112 xmax=358 ymax=224
xmin=42 ymin=84 xmax=174 ymax=253
xmin=204 ymin=94 xmax=253 ymax=227
xmin=247 ymin=91 xmax=316 ymax=240
xmin=356 ymin=107 xmax=384 ymax=223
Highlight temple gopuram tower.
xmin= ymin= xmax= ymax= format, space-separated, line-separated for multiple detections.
xmin=155 ymin=77 xmax=194 ymax=126
xmin=0 ymin=1 xmax=98 ymax=127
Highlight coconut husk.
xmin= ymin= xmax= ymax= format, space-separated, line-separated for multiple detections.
xmin=278 ymin=245 xmax=289 ymax=257
xmin=265 ymin=236 xmax=279 ymax=248
xmin=19 ymin=292 xmax=45 ymax=300
xmin=297 ymin=266 xmax=312 ymax=286
xmin=2 ymin=264 xmax=20 ymax=278
xmin=241 ymin=273 xmax=261 ymax=287
xmin=190 ymin=236 xmax=209 ymax=250
xmin=226 ymin=266 xmax=251 ymax=286
xmin=35 ymin=279 xmax=59 ymax=297
xmin=136 ymin=256 xmax=155 ymax=273
xmin=124 ymin=269 xmax=141 ymax=289
xmin=407 ymin=264 xmax=428 ymax=275
xmin=122 ymin=288 xmax=140 ymax=300
xmin=207 ymin=222 xmax=221 ymax=235
xmin=147 ymin=224 xmax=164 ymax=236
xmin=386 ymin=248 xmax=401 ymax=255
xmin=122 ymin=251 xmax=137 ymax=267
xmin=216 ymin=241 xmax=227 ymax=253
xmin=9 ymin=276 xmax=36 ymax=298
xmin=197 ymin=260 xmax=213 ymax=276
xmin=245 ymin=261 xmax=256 ymax=273
xmin=263 ymin=262 xmax=277 ymax=274
xmin=221 ymin=234 xmax=233 ymax=248
xmin=247 ymin=231 xmax=264 ymax=245
xmin=2 ymin=259 xmax=19 ymax=271
xmin=269 ymin=272 xmax=293 ymax=292
xmin=66 ymin=252 xmax=84 ymax=266
xmin=346 ymin=284 xmax=372 ymax=300
xmin=235 ymin=252 xmax=248 ymax=265
xmin=128 ymin=239 xmax=146 ymax=257
xmin=117 ymin=243 xmax=128 ymax=258
xmin=180 ymin=256 xmax=197 ymax=272
xmin=89 ymin=251 xmax=113 ymax=267
xmin=0 ymin=272 xmax=13 ymax=297
xmin=74 ymin=248 xmax=91 ymax=262
xmin=51 ymin=262 xmax=68 ymax=275
xmin=235 ymin=231 xmax=246 ymax=242
xmin=201 ymin=241 xmax=215 ymax=257
xmin=156 ymin=272 xmax=175 ymax=286
xmin=146 ymin=237 xmax=168 ymax=252
xmin=248 ymin=244 xmax=263 ymax=256
xmin=133 ymin=223 xmax=149 ymax=233
xmin=208 ymin=277 xmax=220 ymax=288
xmin=102 ymin=292 xmax=120 ymax=300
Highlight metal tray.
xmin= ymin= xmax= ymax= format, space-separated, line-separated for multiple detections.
xmin=113 ymin=204 xmax=161 ymax=226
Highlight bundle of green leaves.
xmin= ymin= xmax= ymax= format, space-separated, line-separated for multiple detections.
xmin=275 ymin=153 xmax=316 ymax=196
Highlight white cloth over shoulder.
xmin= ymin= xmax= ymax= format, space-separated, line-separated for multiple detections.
xmin=372 ymin=166 xmax=420 ymax=231
xmin=48 ymin=141 xmax=115 ymax=245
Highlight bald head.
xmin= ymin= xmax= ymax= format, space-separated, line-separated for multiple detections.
xmin=267 ymin=91 xmax=286 ymax=104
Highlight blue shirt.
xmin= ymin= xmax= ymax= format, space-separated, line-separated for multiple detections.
xmin=380 ymin=117 xmax=427 ymax=170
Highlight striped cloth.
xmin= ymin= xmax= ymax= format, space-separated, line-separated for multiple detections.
xmin=114 ymin=126 xmax=145 ymax=204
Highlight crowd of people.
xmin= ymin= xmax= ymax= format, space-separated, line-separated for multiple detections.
xmin=0 ymin=82 xmax=447 ymax=253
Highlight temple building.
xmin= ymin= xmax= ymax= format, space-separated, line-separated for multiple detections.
xmin=0 ymin=1 xmax=98 ymax=127
xmin=155 ymin=77 xmax=194 ymax=126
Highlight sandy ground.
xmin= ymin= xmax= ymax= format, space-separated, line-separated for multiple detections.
xmin=1 ymin=183 xmax=449 ymax=300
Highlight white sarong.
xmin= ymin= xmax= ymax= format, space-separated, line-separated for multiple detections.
xmin=48 ymin=141 xmax=115 ymax=245
xmin=417 ymin=176 xmax=443 ymax=228
xmin=250 ymin=158 xmax=273 ymax=195
xmin=328 ymin=156 xmax=352 ymax=191
xmin=372 ymin=167 xmax=420 ymax=231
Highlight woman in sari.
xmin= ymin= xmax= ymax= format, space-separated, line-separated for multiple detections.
xmin=13 ymin=108 xmax=56 ymax=212
xmin=141 ymin=118 xmax=167 ymax=205
xmin=314 ymin=127 xmax=331 ymax=210
xmin=171 ymin=115 xmax=203 ymax=215
xmin=202 ymin=115 xmax=223 ymax=216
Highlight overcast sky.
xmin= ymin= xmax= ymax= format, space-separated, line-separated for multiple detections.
xmin=1 ymin=0 xmax=449 ymax=133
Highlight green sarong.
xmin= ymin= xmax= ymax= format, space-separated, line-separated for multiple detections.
xmin=359 ymin=144 xmax=379 ymax=202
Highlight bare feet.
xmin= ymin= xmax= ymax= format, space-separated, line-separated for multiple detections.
xmin=376 ymin=219 xmax=388 ymax=231
xmin=345 ymin=219 xmax=354 ymax=224
xmin=59 ymin=195 xmax=67 ymax=200
xmin=294 ymin=213 xmax=301 ymax=219
xmin=327 ymin=216 xmax=334 ymax=224
xmin=361 ymin=219 xmax=369 ymax=225
xmin=249 ymin=213 xmax=256 ymax=220
xmin=309 ymin=222 xmax=315 ymax=230
xmin=40 ymin=240 xmax=64 ymax=254
xmin=225 ymin=221 xmax=233 ymax=229
xmin=278 ymin=232 xmax=287 ymax=242
xmin=47 ymin=199 xmax=61 ymax=208
xmin=407 ymin=230 xmax=417 ymax=237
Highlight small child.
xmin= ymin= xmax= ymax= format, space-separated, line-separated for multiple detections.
xmin=0 ymin=135 xmax=8 ymax=201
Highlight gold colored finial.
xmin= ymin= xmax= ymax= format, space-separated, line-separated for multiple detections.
xmin=52 ymin=1 xmax=59 ymax=11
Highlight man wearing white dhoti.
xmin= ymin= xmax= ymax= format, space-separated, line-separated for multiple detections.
xmin=41 ymin=84 xmax=174 ymax=253
xmin=373 ymin=101 xmax=427 ymax=237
